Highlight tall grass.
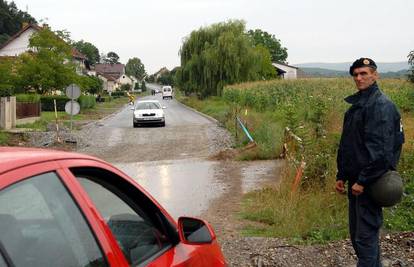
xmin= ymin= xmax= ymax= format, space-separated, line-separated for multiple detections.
xmin=241 ymin=186 xmax=348 ymax=243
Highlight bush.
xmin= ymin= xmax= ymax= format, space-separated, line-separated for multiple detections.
xmin=16 ymin=94 xmax=41 ymax=103
xmin=40 ymin=96 xmax=70 ymax=111
xmin=77 ymin=75 xmax=103 ymax=95
xmin=0 ymin=88 xmax=14 ymax=97
xmin=110 ymin=91 xmax=125 ymax=98
xmin=120 ymin=84 xmax=131 ymax=91
xmin=78 ymin=95 xmax=96 ymax=109
xmin=96 ymin=96 xmax=112 ymax=102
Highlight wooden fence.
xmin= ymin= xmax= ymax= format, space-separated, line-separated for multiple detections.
xmin=16 ymin=102 xmax=41 ymax=119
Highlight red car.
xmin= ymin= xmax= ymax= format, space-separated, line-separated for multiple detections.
xmin=0 ymin=147 xmax=226 ymax=267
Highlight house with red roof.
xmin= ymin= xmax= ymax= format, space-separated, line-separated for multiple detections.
xmin=0 ymin=23 xmax=88 ymax=75
xmin=94 ymin=63 xmax=136 ymax=92
xmin=95 ymin=63 xmax=125 ymax=79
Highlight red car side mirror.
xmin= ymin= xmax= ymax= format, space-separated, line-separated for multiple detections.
xmin=177 ymin=217 xmax=216 ymax=244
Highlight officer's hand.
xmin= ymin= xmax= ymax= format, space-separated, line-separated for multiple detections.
xmin=335 ymin=180 xmax=345 ymax=194
xmin=351 ymin=183 xmax=364 ymax=196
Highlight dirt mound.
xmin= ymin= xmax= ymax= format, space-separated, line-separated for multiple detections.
xmin=209 ymin=148 xmax=239 ymax=160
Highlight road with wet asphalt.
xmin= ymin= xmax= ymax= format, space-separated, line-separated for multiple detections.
xmin=78 ymin=84 xmax=281 ymax=219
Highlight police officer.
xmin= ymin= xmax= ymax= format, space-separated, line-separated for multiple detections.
xmin=335 ymin=58 xmax=404 ymax=266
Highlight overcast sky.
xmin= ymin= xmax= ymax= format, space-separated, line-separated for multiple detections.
xmin=11 ymin=0 xmax=414 ymax=73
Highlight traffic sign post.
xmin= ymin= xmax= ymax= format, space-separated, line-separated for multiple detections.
xmin=66 ymin=84 xmax=81 ymax=99
xmin=65 ymin=84 xmax=81 ymax=131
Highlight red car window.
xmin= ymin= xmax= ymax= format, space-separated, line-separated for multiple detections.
xmin=0 ymin=172 xmax=108 ymax=267
xmin=71 ymin=167 xmax=179 ymax=266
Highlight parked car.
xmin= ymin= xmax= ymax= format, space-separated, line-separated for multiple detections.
xmin=132 ymin=100 xmax=165 ymax=127
xmin=0 ymin=147 xmax=227 ymax=267
xmin=162 ymin=86 xmax=173 ymax=100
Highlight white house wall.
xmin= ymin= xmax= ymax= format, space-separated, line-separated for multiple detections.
xmin=107 ymin=81 xmax=116 ymax=93
xmin=284 ymin=68 xmax=297 ymax=79
xmin=272 ymin=63 xmax=298 ymax=79
xmin=118 ymin=75 xmax=136 ymax=89
xmin=0 ymin=28 xmax=37 ymax=56
xmin=118 ymin=75 xmax=132 ymax=85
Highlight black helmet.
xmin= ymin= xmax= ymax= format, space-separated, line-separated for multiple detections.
xmin=368 ymin=171 xmax=403 ymax=207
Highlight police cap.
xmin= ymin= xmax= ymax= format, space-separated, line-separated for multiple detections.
xmin=349 ymin=58 xmax=377 ymax=75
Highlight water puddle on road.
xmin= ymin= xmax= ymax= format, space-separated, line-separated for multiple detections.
xmin=115 ymin=159 xmax=280 ymax=219
xmin=240 ymin=161 xmax=282 ymax=193
xmin=115 ymin=159 xmax=223 ymax=219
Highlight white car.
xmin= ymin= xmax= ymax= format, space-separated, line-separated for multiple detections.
xmin=162 ymin=86 xmax=173 ymax=99
xmin=132 ymin=100 xmax=165 ymax=127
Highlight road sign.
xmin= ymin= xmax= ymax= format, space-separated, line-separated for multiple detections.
xmin=65 ymin=84 xmax=81 ymax=99
xmin=65 ymin=100 xmax=80 ymax=115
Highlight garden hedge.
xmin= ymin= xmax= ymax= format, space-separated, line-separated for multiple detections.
xmin=78 ymin=95 xmax=96 ymax=109
xmin=40 ymin=96 xmax=70 ymax=111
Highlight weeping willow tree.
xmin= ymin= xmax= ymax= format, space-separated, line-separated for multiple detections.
xmin=176 ymin=20 xmax=275 ymax=98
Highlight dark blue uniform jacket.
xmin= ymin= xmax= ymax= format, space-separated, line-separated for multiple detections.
xmin=336 ymin=82 xmax=404 ymax=186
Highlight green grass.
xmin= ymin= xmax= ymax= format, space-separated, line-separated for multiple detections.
xmin=234 ymin=111 xmax=285 ymax=160
xmin=0 ymin=131 xmax=10 ymax=145
xmin=178 ymin=94 xmax=231 ymax=123
xmin=240 ymin=182 xmax=349 ymax=244
xmin=95 ymin=96 xmax=130 ymax=109
xmin=16 ymin=96 xmax=132 ymax=131
xmin=383 ymin=139 xmax=414 ymax=232
xmin=16 ymin=118 xmax=48 ymax=131
xmin=16 ymin=112 xmax=84 ymax=131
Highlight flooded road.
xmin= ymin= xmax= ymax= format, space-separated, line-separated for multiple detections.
xmin=115 ymin=159 xmax=222 ymax=219
xmin=115 ymin=158 xmax=281 ymax=219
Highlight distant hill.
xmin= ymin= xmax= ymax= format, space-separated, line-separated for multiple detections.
xmin=300 ymin=67 xmax=409 ymax=79
xmin=295 ymin=62 xmax=409 ymax=73
xmin=299 ymin=67 xmax=348 ymax=77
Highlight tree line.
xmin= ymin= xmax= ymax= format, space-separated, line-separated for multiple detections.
xmin=0 ymin=0 xmax=36 ymax=45
xmin=172 ymin=20 xmax=288 ymax=98
xmin=0 ymin=1 xmax=146 ymax=95
xmin=0 ymin=1 xmax=146 ymax=96
xmin=0 ymin=26 xmax=147 ymax=96
xmin=72 ymin=43 xmax=146 ymax=81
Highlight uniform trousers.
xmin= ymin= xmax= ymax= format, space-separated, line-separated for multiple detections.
xmin=348 ymin=186 xmax=383 ymax=267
